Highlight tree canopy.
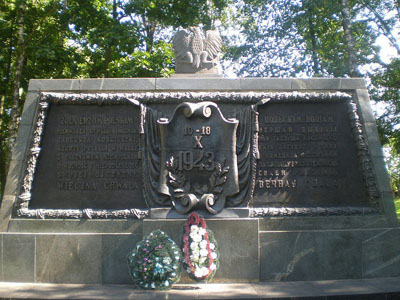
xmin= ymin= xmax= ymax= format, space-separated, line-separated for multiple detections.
xmin=1 ymin=0 xmax=400 ymax=196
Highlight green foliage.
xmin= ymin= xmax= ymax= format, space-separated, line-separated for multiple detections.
xmin=371 ymin=58 xmax=400 ymax=150
xmin=383 ymin=144 xmax=400 ymax=196
xmin=395 ymin=198 xmax=400 ymax=220
xmin=108 ymin=41 xmax=174 ymax=77
xmin=225 ymin=0 xmax=379 ymax=77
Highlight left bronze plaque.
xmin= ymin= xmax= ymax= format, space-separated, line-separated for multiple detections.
xmin=30 ymin=103 xmax=145 ymax=209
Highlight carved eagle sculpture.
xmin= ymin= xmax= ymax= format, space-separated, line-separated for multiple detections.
xmin=173 ymin=27 xmax=222 ymax=69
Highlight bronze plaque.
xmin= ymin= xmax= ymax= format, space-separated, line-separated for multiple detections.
xmin=253 ymin=101 xmax=370 ymax=207
xmin=157 ymin=102 xmax=239 ymax=214
xmin=30 ymin=104 xmax=145 ymax=209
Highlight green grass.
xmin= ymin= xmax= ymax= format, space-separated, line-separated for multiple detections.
xmin=395 ymin=198 xmax=400 ymax=221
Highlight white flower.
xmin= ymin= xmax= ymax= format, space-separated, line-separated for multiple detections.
xmin=190 ymin=254 xmax=199 ymax=262
xmin=199 ymin=256 xmax=207 ymax=264
xmin=192 ymin=250 xmax=200 ymax=259
xmin=211 ymin=252 xmax=217 ymax=259
xmin=201 ymin=267 xmax=209 ymax=276
xmin=209 ymin=243 xmax=215 ymax=250
xmin=210 ymin=263 xmax=216 ymax=270
xmin=194 ymin=267 xmax=203 ymax=278
xmin=190 ymin=225 xmax=199 ymax=233
xmin=198 ymin=228 xmax=206 ymax=236
xmin=190 ymin=242 xmax=198 ymax=251
xmin=199 ymin=240 xmax=207 ymax=249
xmin=200 ymin=248 xmax=208 ymax=257
xmin=190 ymin=233 xmax=202 ymax=242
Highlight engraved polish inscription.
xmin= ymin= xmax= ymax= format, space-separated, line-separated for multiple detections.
xmin=254 ymin=102 xmax=369 ymax=207
xmin=30 ymin=104 xmax=145 ymax=209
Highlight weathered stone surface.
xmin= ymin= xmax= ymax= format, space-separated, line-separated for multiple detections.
xmin=11 ymin=124 xmax=31 ymax=162
xmin=291 ymin=78 xmax=365 ymax=90
xmin=0 ymin=197 xmax=14 ymax=232
xmin=80 ymin=78 xmax=156 ymax=91
xmin=259 ymin=215 xmax=392 ymax=231
xmin=3 ymin=159 xmax=23 ymax=196
xmin=260 ymin=231 xmax=319 ymax=281
xmin=20 ymin=92 xmax=39 ymax=125
xmin=7 ymin=219 xmax=143 ymax=233
xmin=3 ymin=234 xmax=35 ymax=282
xmin=362 ymin=228 xmax=400 ymax=278
xmin=155 ymin=78 xmax=241 ymax=91
xmin=240 ymin=78 xmax=291 ymax=90
xmin=206 ymin=219 xmax=259 ymax=282
xmin=35 ymin=234 xmax=102 ymax=283
xmin=28 ymin=79 xmax=80 ymax=92
xmin=102 ymin=234 xmax=142 ymax=284
xmin=315 ymin=231 xmax=363 ymax=280
xmin=354 ymin=89 xmax=377 ymax=123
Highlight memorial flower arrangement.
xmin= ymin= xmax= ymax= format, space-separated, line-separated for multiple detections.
xmin=182 ymin=212 xmax=220 ymax=282
xmin=127 ymin=230 xmax=182 ymax=290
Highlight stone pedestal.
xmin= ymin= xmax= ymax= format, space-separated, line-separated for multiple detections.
xmin=0 ymin=78 xmax=398 ymax=284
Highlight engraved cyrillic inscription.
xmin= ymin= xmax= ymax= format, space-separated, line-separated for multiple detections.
xmin=30 ymin=104 xmax=145 ymax=209
xmin=254 ymin=102 xmax=369 ymax=207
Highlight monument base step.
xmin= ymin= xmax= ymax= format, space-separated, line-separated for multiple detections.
xmin=0 ymin=277 xmax=399 ymax=299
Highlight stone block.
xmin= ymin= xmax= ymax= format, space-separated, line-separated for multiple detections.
xmin=379 ymin=191 xmax=398 ymax=227
xmin=260 ymin=231 xmax=319 ymax=281
xmin=20 ymin=92 xmax=39 ymax=125
xmin=0 ymin=197 xmax=14 ymax=232
xmin=362 ymin=228 xmax=400 ymax=278
xmin=3 ymin=159 xmax=23 ymax=196
xmin=240 ymin=78 xmax=291 ymax=90
xmin=339 ymin=79 xmax=366 ymax=90
xmin=315 ymin=231 xmax=362 ymax=280
xmin=102 ymin=234 xmax=142 ymax=284
xmin=155 ymin=78 xmax=241 ymax=91
xmin=35 ymin=234 xmax=102 ymax=284
xmin=79 ymin=78 xmax=156 ymax=91
xmin=363 ymin=122 xmax=384 ymax=157
xmin=28 ymin=79 xmax=79 ymax=92
xmin=258 ymin=216 xmax=391 ymax=231
xmin=206 ymin=219 xmax=259 ymax=282
xmin=354 ymin=89 xmax=376 ymax=123
xmin=291 ymin=78 xmax=365 ymax=90
xmin=11 ymin=124 xmax=32 ymax=162
xmin=3 ymin=234 xmax=35 ymax=282
xmin=7 ymin=219 xmax=143 ymax=233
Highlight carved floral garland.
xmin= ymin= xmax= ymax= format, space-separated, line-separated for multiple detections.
xmin=182 ymin=212 xmax=219 ymax=282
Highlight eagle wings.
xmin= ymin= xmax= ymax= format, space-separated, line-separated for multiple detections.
xmin=173 ymin=27 xmax=222 ymax=69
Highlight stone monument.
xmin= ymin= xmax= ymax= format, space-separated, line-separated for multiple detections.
xmin=0 ymin=27 xmax=399 ymax=285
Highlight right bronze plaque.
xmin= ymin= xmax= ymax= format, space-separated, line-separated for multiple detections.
xmin=253 ymin=101 xmax=370 ymax=207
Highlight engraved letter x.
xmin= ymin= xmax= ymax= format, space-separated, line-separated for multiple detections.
xmin=193 ymin=135 xmax=203 ymax=149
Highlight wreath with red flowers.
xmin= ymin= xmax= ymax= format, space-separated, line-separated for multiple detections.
xmin=182 ymin=212 xmax=220 ymax=282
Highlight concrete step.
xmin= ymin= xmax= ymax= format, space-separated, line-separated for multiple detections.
xmin=0 ymin=277 xmax=399 ymax=299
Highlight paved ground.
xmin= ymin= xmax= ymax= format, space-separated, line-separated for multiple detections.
xmin=0 ymin=277 xmax=399 ymax=299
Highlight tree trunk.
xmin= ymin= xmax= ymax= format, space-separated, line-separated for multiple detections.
xmin=104 ymin=0 xmax=117 ymax=77
xmin=7 ymin=0 xmax=26 ymax=170
xmin=306 ymin=1 xmax=321 ymax=76
xmin=340 ymin=0 xmax=360 ymax=77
